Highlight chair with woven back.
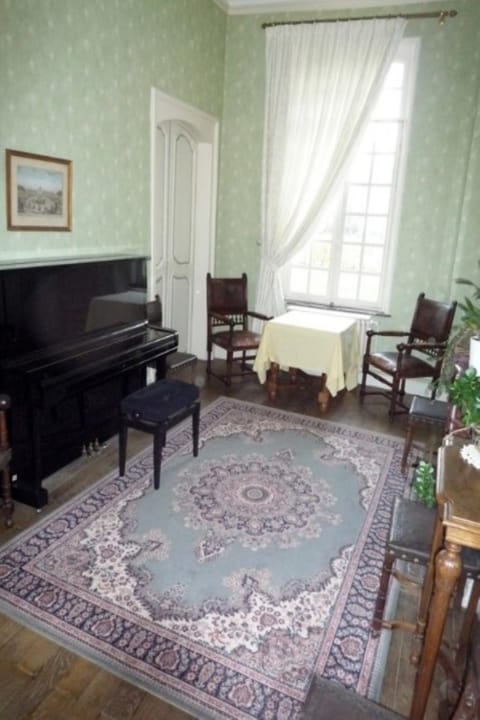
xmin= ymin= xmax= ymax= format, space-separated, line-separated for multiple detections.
xmin=206 ymin=273 xmax=271 ymax=386
xmin=359 ymin=293 xmax=457 ymax=420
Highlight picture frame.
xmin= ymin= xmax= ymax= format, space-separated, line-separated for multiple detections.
xmin=6 ymin=149 xmax=72 ymax=231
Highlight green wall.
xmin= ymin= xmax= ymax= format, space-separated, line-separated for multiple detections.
xmin=0 ymin=0 xmax=226 ymax=262
xmin=216 ymin=0 xmax=480 ymax=327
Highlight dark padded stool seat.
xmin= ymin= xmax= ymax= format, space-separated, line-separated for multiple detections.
xmin=119 ymin=379 xmax=200 ymax=490
xmin=401 ymin=395 xmax=448 ymax=473
xmin=372 ymin=497 xmax=480 ymax=661
xmin=300 ymin=677 xmax=403 ymax=719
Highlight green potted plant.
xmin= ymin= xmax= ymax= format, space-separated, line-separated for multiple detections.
xmin=448 ymin=366 xmax=480 ymax=440
xmin=412 ymin=460 xmax=436 ymax=508
xmin=439 ymin=262 xmax=480 ymax=391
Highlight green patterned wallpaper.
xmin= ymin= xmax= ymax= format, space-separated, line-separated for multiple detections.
xmin=0 ymin=0 xmax=225 ymax=262
xmin=2 ymin=0 xmax=479 ymax=333
xmin=216 ymin=0 xmax=480 ymax=328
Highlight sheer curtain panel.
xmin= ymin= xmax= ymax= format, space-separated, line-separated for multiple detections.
xmin=255 ymin=18 xmax=406 ymax=320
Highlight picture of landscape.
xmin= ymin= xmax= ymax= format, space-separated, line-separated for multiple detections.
xmin=16 ymin=166 xmax=63 ymax=217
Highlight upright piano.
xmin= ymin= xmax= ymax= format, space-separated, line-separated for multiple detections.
xmin=1 ymin=320 xmax=178 ymax=508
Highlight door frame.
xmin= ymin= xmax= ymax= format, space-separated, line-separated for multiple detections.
xmin=150 ymin=88 xmax=219 ymax=359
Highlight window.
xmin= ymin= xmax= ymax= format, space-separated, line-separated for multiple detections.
xmin=283 ymin=38 xmax=419 ymax=314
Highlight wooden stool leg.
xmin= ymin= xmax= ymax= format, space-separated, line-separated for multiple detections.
xmin=192 ymin=403 xmax=200 ymax=457
xmin=118 ymin=419 xmax=128 ymax=477
xmin=153 ymin=428 xmax=165 ymax=490
xmin=372 ymin=552 xmax=395 ymax=635
xmin=402 ymin=420 xmax=414 ymax=473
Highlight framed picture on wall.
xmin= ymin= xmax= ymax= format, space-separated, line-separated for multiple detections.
xmin=5 ymin=149 xmax=72 ymax=231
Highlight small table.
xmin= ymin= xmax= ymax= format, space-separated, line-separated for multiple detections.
xmin=253 ymin=310 xmax=360 ymax=411
xmin=409 ymin=441 xmax=480 ymax=720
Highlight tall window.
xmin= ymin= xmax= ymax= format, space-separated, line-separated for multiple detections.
xmin=283 ymin=38 xmax=419 ymax=314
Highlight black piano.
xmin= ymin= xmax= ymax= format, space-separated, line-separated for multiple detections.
xmin=1 ymin=320 xmax=178 ymax=508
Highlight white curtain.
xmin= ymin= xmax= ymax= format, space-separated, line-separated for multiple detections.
xmin=255 ymin=18 xmax=406 ymax=320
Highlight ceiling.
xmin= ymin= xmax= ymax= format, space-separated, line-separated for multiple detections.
xmin=215 ymin=0 xmax=443 ymax=14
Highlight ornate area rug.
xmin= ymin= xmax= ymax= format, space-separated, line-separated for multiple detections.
xmin=0 ymin=397 xmax=406 ymax=720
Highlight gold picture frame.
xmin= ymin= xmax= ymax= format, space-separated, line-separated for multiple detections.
xmin=6 ymin=149 xmax=72 ymax=231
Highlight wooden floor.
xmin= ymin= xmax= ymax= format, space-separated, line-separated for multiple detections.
xmin=0 ymin=362 xmax=451 ymax=719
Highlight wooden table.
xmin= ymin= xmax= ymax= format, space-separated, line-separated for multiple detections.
xmin=409 ymin=441 xmax=480 ymax=719
xmin=253 ymin=310 xmax=360 ymax=411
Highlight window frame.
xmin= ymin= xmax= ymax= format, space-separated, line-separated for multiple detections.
xmin=283 ymin=36 xmax=420 ymax=315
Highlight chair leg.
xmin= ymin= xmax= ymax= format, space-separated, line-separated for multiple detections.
xmin=1 ymin=467 xmax=13 ymax=528
xmin=401 ymin=419 xmax=414 ymax=473
xmin=389 ymin=374 xmax=401 ymax=420
xmin=359 ymin=360 xmax=368 ymax=401
xmin=225 ymin=350 xmax=233 ymax=386
xmin=153 ymin=428 xmax=165 ymax=490
xmin=372 ymin=552 xmax=395 ymax=635
xmin=206 ymin=342 xmax=212 ymax=377
xmin=118 ymin=419 xmax=128 ymax=477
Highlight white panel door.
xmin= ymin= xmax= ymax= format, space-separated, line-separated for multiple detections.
xmin=150 ymin=88 xmax=219 ymax=359
xmin=154 ymin=121 xmax=195 ymax=352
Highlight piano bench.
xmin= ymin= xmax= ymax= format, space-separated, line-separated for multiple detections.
xmin=166 ymin=351 xmax=197 ymax=380
xmin=119 ymin=379 xmax=200 ymax=490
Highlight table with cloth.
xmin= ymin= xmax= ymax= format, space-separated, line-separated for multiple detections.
xmin=253 ymin=310 xmax=360 ymax=411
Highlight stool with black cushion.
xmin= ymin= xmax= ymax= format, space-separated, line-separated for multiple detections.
xmin=401 ymin=395 xmax=449 ymax=473
xmin=300 ymin=676 xmax=403 ymax=719
xmin=119 ymin=379 xmax=200 ymax=490
xmin=372 ymin=497 xmax=480 ymax=665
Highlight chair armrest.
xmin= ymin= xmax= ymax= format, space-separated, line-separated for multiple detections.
xmin=246 ymin=311 xmax=272 ymax=322
xmin=364 ymin=330 xmax=409 ymax=357
xmin=366 ymin=330 xmax=409 ymax=338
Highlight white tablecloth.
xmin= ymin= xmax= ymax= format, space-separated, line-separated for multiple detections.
xmin=253 ymin=310 xmax=360 ymax=397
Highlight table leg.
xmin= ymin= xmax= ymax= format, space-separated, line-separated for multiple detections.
xmin=267 ymin=362 xmax=280 ymax=401
xmin=317 ymin=373 xmax=330 ymax=412
xmin=409 ymin=540 xmax=463 ymax=720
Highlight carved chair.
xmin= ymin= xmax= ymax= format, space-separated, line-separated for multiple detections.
xmin=0 ymin=394 xmax=13 ymax=527
xmin=206 ymin=273 xmax=271 ymax=386
xmin=359 ymin=293 xmax=457 ymax=419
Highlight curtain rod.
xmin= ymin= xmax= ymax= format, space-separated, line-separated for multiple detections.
xmin=262 ymin=9 xmax=457 ymax=29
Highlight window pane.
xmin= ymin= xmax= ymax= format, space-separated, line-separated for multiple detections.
xmin=372 ymin=155 xmax=395 ymax=184
xmin=368 ymin=186 xmax=391 ymax=214
xmin=344 ymin=215 xmax=365 ymax=243
xmin=362 ymin=246 xmax=384 ymax=273
xmin=309 ymin=269 xmax=328 ymax=296
xmin=359 ymin=275 xmax=380 ymax=303
xmin=311 ymin=242 xmax=331 ymax=268
xmin=365 ymin=216 xmax=387 ymax=245
xmin=346 ymin=185 xmax=368 ymax=213
xmin=290 ymin=267 xmax=308 ymax=293
xmin=349 ymin=154 xmax=371 ymax=183
xmin=375 ymin=88 xmax=402 ymax=118
xmin=341 ymin=244 xmax=361 ymax=271
xmin=373 ymin=123 xmax=399 ymax=153
xmin=338 ymin=272 xmax=358 ymax=299
xmin=291 ymin=244 xmax=309 ymax=265
xmin=385 ymin=61 xmax=404 ymax=88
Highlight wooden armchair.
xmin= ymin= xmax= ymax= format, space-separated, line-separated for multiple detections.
xmin=359 ymin=293 xmax=457 ymax=419
xmin=206 ymin=273 xmax=271 ymax=386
